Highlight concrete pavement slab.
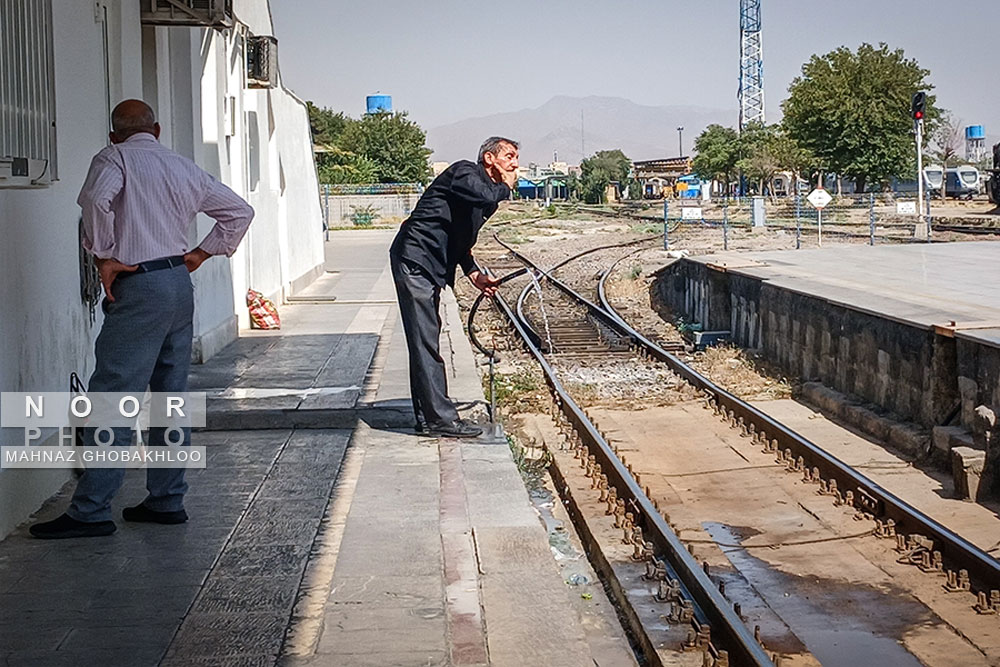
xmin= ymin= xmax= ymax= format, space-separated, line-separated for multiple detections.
xmin=1 ymin=232 xmax=630 ymax=666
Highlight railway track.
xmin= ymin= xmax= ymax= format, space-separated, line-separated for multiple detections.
xmin=470 ymin=235 xmax=1000 ymax=666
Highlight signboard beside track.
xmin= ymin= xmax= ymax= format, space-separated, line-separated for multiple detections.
xmin=806 ymin=187 xmax=832 ymax=245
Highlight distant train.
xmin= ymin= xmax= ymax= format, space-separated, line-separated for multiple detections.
xmin=922 ymin=165 xmax=981 ymax=199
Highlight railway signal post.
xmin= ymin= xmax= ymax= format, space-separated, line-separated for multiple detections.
xmin=912 ymin=92 xmax=929 ymax=240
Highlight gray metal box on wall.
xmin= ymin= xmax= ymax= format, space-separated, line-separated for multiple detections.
xmin=247 ymin=36 xmax=279 ymax=89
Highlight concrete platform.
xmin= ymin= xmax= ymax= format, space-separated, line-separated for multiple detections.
xmin=656 ymin=242 xmax=1000 ymax=439
xmin=0 ymin=230 xmax=612 ymax=666
xmin=682 ymin=242 xmax=1000 ymax=335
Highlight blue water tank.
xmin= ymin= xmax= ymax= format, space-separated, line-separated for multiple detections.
xmin=966 ymin=125 xmax=985 ymax=140
xmin=366 ymin=94 xmax=392 ymax=114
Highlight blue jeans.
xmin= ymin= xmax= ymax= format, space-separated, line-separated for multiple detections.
xmin=67 ymin=265 xmax=194 ymax=523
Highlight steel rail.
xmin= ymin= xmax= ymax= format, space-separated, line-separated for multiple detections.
xmin=498 ymin=235 xmax=1000 ymax=598
xmin=486 ymin=281 xmax=773 ymax=667
xmin=466 ymin=235 xmax=659 ymax=360
xmin=932 ymin=224 xmax=1000 ymax=236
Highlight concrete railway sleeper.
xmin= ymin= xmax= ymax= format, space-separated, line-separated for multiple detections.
xmin=467 ymin=234 xmax=1000 ymax=664
xmin=497 ymin=236 xmax=1000 ymax=598
xmin=486 ymin=281 xmax=774 ymax=667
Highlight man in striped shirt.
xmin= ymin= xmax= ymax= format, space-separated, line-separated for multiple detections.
xmin=31 ymin=99 xmax=254 ymax=539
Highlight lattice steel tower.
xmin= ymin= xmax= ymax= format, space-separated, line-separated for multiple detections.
xmin=739 ymin=0 xmax=765 ymax=129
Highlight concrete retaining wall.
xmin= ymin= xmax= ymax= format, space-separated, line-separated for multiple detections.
xmin=654 ymin=260 xmax=961 ymax=430
xmin=956 ymin=337 xmax=1000 ymax=429
xmin=323 ymin=193 xmax=420 ymax=227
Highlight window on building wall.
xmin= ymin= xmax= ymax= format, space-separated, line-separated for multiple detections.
xmin=0 ymin=0 xmax=57 ymax=187
xmin=247 ymin=110 xmax=259 ymax=192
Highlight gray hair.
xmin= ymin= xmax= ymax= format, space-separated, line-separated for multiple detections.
xmin=111 ymin=99 xmax=156 ymax=137
xmin=478 ymin=136 xmax=519 ymax=164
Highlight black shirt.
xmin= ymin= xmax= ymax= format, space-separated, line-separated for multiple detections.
xmin=389 ymin=160 xmax=510 ymax=287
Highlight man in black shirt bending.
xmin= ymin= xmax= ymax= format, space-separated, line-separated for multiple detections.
xmin=389 ymin=137 xmax=519 ymax=438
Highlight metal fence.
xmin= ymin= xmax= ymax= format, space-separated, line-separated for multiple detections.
xmin=660 ymin=193 xmax=936 ymax=250
xmin=320 ymin=183 xmax=424 ymax=230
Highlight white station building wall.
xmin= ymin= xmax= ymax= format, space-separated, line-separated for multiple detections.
xmin=0 ymin=0 xmax=324 ymax=537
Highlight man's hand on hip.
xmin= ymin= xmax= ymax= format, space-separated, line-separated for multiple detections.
xmin=183 ymin=248 xmax=211 ymax=273
xmin=96 ymin=258 xmax=138 ymax=302
xmin=468 ymin=270 xmax=500 ymax=297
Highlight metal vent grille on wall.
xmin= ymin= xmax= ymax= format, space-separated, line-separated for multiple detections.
xmin=247 ymin=35 xmax=278 ymax=89
xmin=140 ymin=0 xmax=233 ymax=28
xmin=0 ymin=0 xmax=58 ymax=187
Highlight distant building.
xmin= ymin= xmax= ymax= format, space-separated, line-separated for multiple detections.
xmin=431 ymin=161 xmax=451 ymax=177
xmin=517 ymin=159 xmax=570 ymax=200
xmin=633 ymin=157 xmax=692 ymax=198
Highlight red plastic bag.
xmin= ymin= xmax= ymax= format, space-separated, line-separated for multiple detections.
xmin=246 ymin=289 xmax=281 ymax=329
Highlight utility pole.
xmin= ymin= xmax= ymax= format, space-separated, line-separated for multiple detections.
xmin=677 ymin=126 xmax=684 ymax=157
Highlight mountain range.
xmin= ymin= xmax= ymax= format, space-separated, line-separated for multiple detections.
xmin=425 ymin=95 xmax=737 ymax=166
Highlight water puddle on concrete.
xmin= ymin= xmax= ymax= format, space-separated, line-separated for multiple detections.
xmin=704 ymin=522 xmax=926 ymax=667
xmin=528 ymin=481 xmax=582 ymax=565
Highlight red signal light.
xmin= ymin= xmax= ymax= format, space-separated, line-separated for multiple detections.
xmin=911 ymin=92 xmax=926 ymax=121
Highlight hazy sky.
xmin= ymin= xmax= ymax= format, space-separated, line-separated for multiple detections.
xmin=271 ymin=1 xmax=998 ymax=137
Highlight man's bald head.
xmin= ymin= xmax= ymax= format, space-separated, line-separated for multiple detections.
xmin=110 ymin=99 xmax=159 ymax=143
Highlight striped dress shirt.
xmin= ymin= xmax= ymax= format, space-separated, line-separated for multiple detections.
xmin=78 ymin=132 xmax=254 ymax=265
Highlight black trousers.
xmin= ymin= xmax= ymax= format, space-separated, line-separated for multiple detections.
xmin=391 ymin=257 xmax=459 ymax=426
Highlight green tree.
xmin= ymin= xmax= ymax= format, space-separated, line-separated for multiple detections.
xmin=315 ymin=146 xmax=379 ymax=185
xmin=579 ymin=150 xmax=631 ymax=204
xmin=306 ymin=102 xmax=350 ymax=149
xmin=339 ymin=111 xmax=432 ymax=184
xmin=692 ymin=125 xmax=740 ymax=193
xmin=564 ymin=172 xmax=580 ymax=201
xmin=735 ymin=123 xmax=782 ymax=196
xmin=738 ymin=124 xmax=816 ymax=197
xmin=306 ymin=104 xmax=432 ymax=185
xmin=782 ymin=42 xmax=937 ymax=193
xmin=769 ymin=131 xmax=816 ymax=194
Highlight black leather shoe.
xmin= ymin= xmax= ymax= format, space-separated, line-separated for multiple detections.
xmin=123 ymin=504 xmax=188 ymax=524
xmin=414 ymin=421 xmax=426 ymax=434
xmin=425 ymin=420 xmax=483 ymax=438
xmin=29 ymin=513 xmax=116 ymax=539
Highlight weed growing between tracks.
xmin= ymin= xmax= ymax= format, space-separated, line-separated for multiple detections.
xmin=693 ymin=345 xmax=793 ymax=402
xmin=486 ymin=368 xmax=545 ymax=413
